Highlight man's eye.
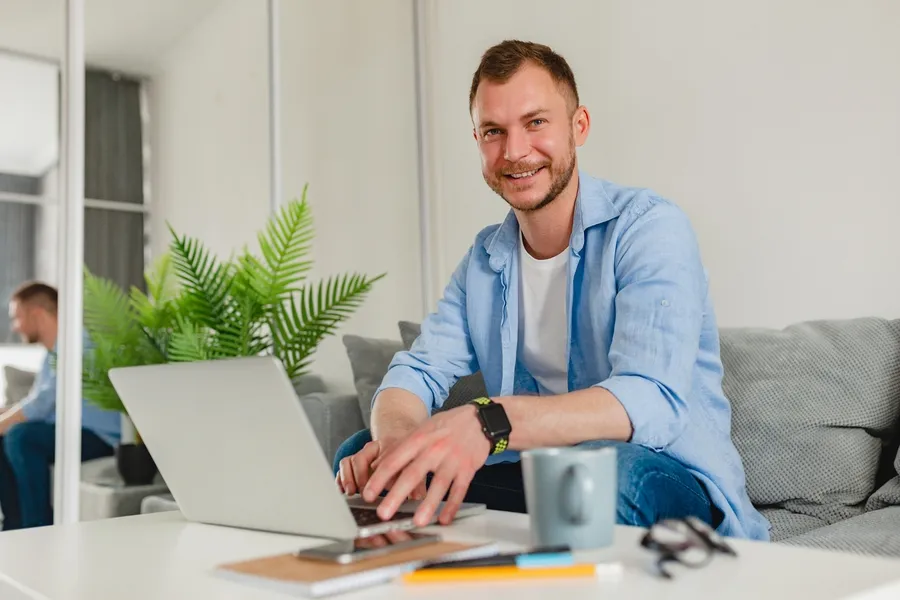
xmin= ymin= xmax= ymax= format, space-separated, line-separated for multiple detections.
xmin=530 ymin=119 xmax=545 ymax=127
xmin=484 ymin=129 xmax=501 ymax=137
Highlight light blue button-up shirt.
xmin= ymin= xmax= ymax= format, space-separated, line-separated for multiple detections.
xmin=375 ymin=171 xmax=771 ymax=541
xmin=20 ymin=334 xmax=122 ymax=447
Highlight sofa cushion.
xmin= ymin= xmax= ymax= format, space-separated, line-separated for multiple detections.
xmin=782 ymin=506 xmax=900 ymax=557
xmin=722 ymin=317 xmax=900 ymax=528
xmin=292 ymin=374 xmax=327 ymax=398
xmin=3 ymin=365 xmax=35 ymax=407
xmin=398 ymin=321 xmax=488 ymax=411
xmin=757 ymin=508 xmax=827 ymax=542
xmin=867 ymin=435 xmax=900 ymax=512
xmin=342 ymin=334 xmax=404 ymax=428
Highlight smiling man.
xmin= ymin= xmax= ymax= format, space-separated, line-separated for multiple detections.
xmin=334 ymin=40 xmax=770 ymax=541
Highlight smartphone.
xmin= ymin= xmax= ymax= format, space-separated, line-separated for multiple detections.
xmin=296 ymin=531 xmax=441 ymax=564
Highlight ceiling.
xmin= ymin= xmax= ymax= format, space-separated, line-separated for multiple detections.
xmin=0 ymin=0 xmax=222 ymax=76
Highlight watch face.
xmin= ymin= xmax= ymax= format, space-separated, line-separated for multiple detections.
xmin=481 ymin=403 xmax=511 ymax=436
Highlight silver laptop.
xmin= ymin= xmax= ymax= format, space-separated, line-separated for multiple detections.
xmin=107 ymin=356 xmax=485 ymax=539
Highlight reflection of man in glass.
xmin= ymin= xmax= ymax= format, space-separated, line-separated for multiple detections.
xmin=0 ymin=281 xmax=121 ymax=529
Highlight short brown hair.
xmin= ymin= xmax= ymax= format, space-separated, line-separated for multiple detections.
xmin=11 ymin=281 xmax=58 ymax=315
xmin=469 ymin=40 xmax=579 ymax=114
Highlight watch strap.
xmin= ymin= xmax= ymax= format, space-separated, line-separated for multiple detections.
xmin=471 ymin=397 xmax=510 ymax=454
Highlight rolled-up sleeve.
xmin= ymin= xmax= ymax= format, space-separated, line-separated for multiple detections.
xmin=373 ymin=246 xmax=479 ymax=415
xmin=594 ymin=201 xmax=706 ymax=450
xmin=19 ymin=360 xmax=56 ymax=422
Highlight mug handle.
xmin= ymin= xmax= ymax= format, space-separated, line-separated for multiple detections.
xmin=559 ymin=463 xmax=595 ymax=525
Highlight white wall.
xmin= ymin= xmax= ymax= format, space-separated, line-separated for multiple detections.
xmin=0 ymin=52 xmax=58 ymax=176
xmin=150 ymin=0 xmax=422 ymax=388
xmin=423 ymin=0 xmax=900 ymax=328
xmin=278 ymin=0 xmax=423 ymax=387
xmin=149 ymin=0 xmax=270 ymax=263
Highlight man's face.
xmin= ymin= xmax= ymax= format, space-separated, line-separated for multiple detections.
xmin=472 ymin=63 xmax=589 ymax=212
xmin=8 ymin=300 xmax=38 ymax=344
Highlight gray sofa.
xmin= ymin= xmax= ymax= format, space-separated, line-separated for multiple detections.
xmin=306 ymin=316 xmax=900 ymax=558
xmin=33 ymin=316 xmax=897 ymax=557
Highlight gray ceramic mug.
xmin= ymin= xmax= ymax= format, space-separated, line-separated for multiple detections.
xmin=521 ymin=446 xmax=617 ymax=550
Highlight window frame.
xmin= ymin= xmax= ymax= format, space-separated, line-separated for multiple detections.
xmin=0 ymin=53 xmax=152 ymax=345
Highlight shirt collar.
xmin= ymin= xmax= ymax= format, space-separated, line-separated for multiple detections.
xmin=484 ymin=170 xmax=620 ymax=272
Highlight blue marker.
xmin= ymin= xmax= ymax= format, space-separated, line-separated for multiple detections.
xmin=420 ymin=546 xmax=573 ymax=570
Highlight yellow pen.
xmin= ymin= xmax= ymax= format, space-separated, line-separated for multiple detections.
xmin=402 ymin=563 xmax=598 ymax=584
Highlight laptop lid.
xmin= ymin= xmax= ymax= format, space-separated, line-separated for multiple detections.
xmin=108 ymin=356 xmax=359 ymax=539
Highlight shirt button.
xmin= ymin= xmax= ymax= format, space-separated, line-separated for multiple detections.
xmin=661 ymin=299 xmax=670 ymax=307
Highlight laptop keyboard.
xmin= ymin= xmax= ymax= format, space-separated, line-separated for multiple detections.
xmin=350 ymin=506 xmax=414 ymax=526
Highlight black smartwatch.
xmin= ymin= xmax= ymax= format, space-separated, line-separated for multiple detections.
xmin=470 ymin=397 xmax=511 ymax=454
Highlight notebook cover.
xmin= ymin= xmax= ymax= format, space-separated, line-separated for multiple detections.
xmin=216 ymin=540 xmax=498 ymax=597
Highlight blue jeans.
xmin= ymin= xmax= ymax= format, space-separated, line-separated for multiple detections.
xmin=0 ymin=422 xmax=114 ymax=530
xmin=333 ymin=429 xmax=720 ymax=528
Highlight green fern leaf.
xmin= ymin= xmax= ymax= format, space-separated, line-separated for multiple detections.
xmin=272 ymin=272 xmax=385 ymax=379
xmin=145 ymin=252 xmax=179 ymax=305
xmin=167 ymin=316 xmax=212 ymax=363
xmin=254 ymin=188 xmax=314 ymax=304
xmin=167 ymin=224 xmax=233 ymax=331
xmin=83 ymin=267 xmax=140 ymax=344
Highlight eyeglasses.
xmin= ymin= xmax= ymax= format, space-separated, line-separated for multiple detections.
xmin=639 ymin=516 xmax=737 ymax=579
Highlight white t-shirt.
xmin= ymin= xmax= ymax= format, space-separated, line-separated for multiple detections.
xmin=517 ymin=233 xmax=569 ymax=396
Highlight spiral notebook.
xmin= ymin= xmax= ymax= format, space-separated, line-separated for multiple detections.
xmin=215 ymin=540 xmax=500 ymax=597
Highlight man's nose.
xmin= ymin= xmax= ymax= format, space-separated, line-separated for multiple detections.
xmin=503 ymin=129 xmax=530 ymax=163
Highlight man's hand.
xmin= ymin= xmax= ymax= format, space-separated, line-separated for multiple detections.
xmin=0 ymin=404 xmax=26 ymax=436
xmin=336 ymin=438 xmax=427 ymax=501
xmin=362 ymin=404 xmax=490 ymax=527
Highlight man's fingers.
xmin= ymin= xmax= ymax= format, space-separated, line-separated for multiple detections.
xmin=364 ymin=432 xmax=435 ymax=503
xmin=338 ymin=442 xmax=381 ymax=496
xmin=349 ymin=453 xmax=372 ymax=493
xmin=377 ymin=444 xmax=445 ymax=520
xmin=438 ymin=468 xmax=474 ymax=526
xmin=414 ymin=461 xmax=456 ymax=527
xmin=338 ymin=457 xmax=356 ymax=496
xmin=351 ymin=441 xmax=382 ymax=495
xmin=410 ymin=479 xmax=427 ymax=501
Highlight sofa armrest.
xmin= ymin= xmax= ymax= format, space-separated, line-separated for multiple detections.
xmin=299 ymin=391 xmax=365 ymax=467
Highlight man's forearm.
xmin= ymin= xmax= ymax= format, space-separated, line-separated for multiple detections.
xmin=370 ymin=388 xmax=429 ymax=442
xmin=0 ymin=405 xmax=27 ymax=436
xmin=493 ymin=387 xmax=633 ymax=449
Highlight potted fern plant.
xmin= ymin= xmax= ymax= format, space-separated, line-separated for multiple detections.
xmin=82 ymin=186 xmax=383 ymax=484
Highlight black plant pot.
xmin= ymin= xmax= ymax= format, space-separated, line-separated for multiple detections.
xmin=116 ymin=443 xmax=158 ymax=486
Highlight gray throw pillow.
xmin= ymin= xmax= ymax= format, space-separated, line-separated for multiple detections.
xmin=342 ymin=334 xmax=404 ymax=428
xmin=4 ymin=366 xmax=36 ymax=407
xmin=722 ymin=317 xmax=900 ymax=527
xmin=398 ymin=321 xmax=488 ymax=411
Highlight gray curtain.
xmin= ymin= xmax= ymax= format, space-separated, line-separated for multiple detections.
xmin=0 ymin=173 xmax=40 ymax=341
xmin=84 ymin=208 xmax=145 ymax=292
xmin=83 ymin=69 xmax=146 ymax=292
xmin=0 ymin=173 xmax=41 ymax=195
xmin=0 ymin=199 xmax=37 ymax=342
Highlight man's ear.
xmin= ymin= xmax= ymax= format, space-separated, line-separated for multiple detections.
xmin=572 ymin=106 xmax=591 ymax=147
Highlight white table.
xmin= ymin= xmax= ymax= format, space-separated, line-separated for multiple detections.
xmin=0 ymin=510 xmax=898 ymax=599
